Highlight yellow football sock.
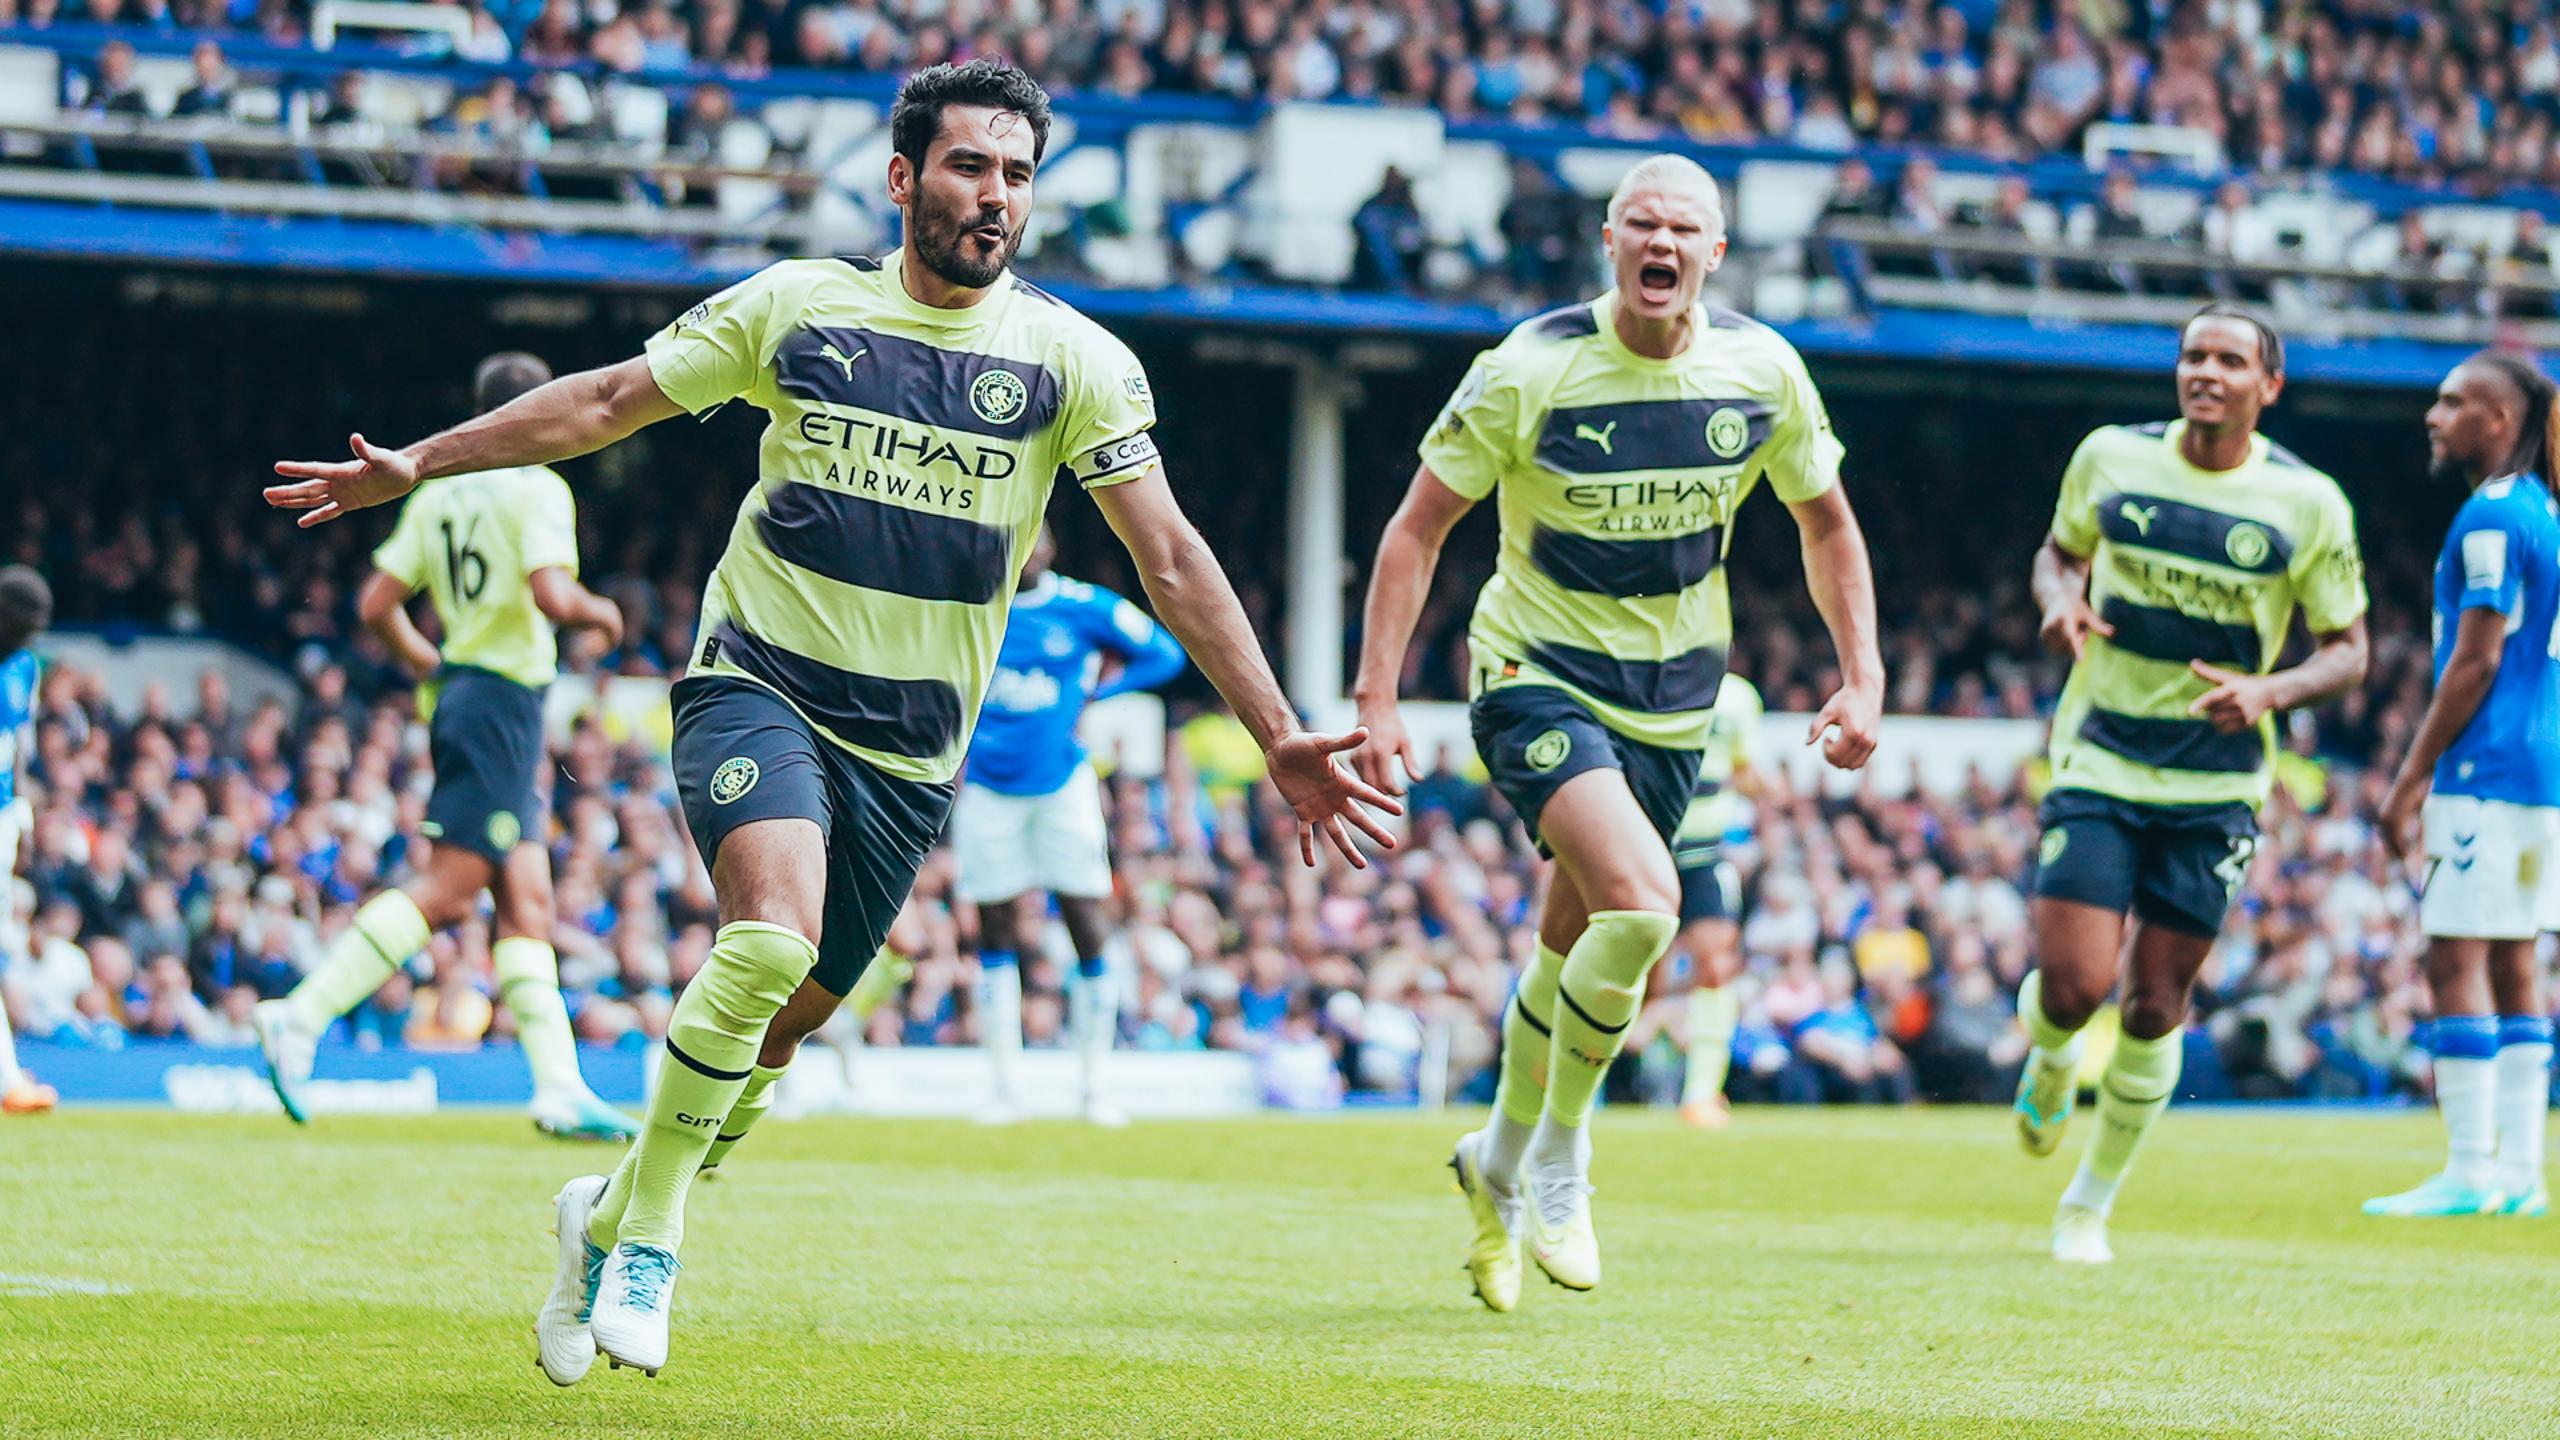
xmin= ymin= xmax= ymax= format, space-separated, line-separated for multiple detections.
xmin=588 ymin=922 xmax=813 ymax=1252
xmin=286 ymin=891 xmax=430 ymax=1031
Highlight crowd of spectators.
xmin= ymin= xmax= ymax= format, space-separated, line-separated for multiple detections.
xmin=0 ymin=540 xmax=2490 ymax=1111
xmin=33 ymin=0 xmax=2560 ymax=189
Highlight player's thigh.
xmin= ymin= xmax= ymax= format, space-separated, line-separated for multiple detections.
xmin=1028 ymin=762 xmax=1114 ymax=902
xmin=671 ymin=675 xmax=836 ymax=940
xmin=951 ymin=781 xmax=1037 ymax=907
xmin=806 ymin=756 xmax=956 ymax=997
xmin=422 ymin=668 xmax=545 ymax=868
xmin=2420 ymin=794 xmax=2545 ymax=941
xmin=1541 ymin=768 xmax=1680 ymax=916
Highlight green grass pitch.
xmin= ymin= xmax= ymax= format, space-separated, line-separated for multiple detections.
xmin=5 ymin=1105 xmax=2552 ymax=1438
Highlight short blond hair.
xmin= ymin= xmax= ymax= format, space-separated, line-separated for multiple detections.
xmin=1607 ymin=154 xmax=1724 ymax=232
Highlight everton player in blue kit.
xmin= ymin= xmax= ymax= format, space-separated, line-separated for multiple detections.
xmin=2372 ymin=352 xmax=2560 ymax=1218
xmin=959 ymin=525 xmax=1185 ymax=1125
xmin=0 ymin=567 xmax=55 ymax=1115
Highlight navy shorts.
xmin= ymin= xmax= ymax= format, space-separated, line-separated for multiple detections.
xmin=671 ymin=675 xmax=954 ymax=995
xmin=2031 ymin=787 xmax=2259 ymax=939
xmin=422 ymin=666 xmax=545 ymax=864
xmin=1470 ymin=685 xmax=1700 ymax=857
xmin=1678 ymin=855 xmax=1741 ymax=924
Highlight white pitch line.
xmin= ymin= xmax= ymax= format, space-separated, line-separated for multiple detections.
xmin=0 ymin=1273 xmax=132 ymax=1297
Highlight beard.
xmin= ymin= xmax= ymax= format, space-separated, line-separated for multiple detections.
xmin=2428 ymin=451 xmax=2474 ymax=488
xmin=911 ymin=187 xmax=1023 ymax=290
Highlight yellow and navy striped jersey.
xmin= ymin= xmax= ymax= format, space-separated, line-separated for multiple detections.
xmin=372 ymin=464 xmax=581 ymax=690
xmin=646 ymin=252 xmax=1159 ymax=785
xmin=2047 ymin=420 xmax=2366 ymax=809
xmin=1673 ymin=673 xmax=1763 ymax=859
xmin=1419 ymin=294 xmax=1842 ymax=751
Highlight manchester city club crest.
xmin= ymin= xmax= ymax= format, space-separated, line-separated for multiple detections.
xmin=1705 ymin=406 xmax=1749 ymax=459
xmin=2224 ymin=520 xmax=2272 ymax=568
xmin=971 ymin=368 xmax=1029 ymax=425
xmin=711 ymin=756 xmax=760 ymax=805
xmin=1525 ymin=729 xmax=1572 ymax=772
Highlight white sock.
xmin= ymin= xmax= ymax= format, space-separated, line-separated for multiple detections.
xmin=1526 ymin=1112 xmax=1593 ymax=1180
xmin=977 ymin=960 xmax=1023 ymax=1104
xmin=0 ymin=1006 xmax=23 ymax=1091
xmin=1070 ymin=963 xmax=1113 ymax=1105
xmin=2495 ymin=1039 xmax=2553 ymax=1196
xmin=2030 ymin=1036 xmax=2085 ymax=1073
xmin=1477 ymin=1112 xmax=1535 ymax=1193
xmin=2438 ymin=1055 xmax=2499 ymax=1189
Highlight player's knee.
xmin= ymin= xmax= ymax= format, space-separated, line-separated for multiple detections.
xmin=409 ymin=884 xmax=475 ymax=933
xmin=2035 ymin=971 xmax=2107 ymax=1032
xmin=1587 ymin=869 xmax=1678 ymax=919
xmin=2117 ymin=993 xmax=2187 ymax=1043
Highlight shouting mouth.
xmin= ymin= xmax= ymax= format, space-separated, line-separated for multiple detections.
xmin=1636 ymin=261 xmax=1679 ymax=299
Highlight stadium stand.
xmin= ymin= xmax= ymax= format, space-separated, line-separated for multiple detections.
xmin=4 ymin=0 xmax=2560 ymax=354
xmin=0 ymin=0 xmax=2539 ymax=1111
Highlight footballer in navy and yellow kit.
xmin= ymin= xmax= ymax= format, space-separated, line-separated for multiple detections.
xmin=253 ymin=352 xmax=636 ymax=1149
xmin=2013 ymin=307 xmax=2370 ymax=1266
xmin=1351 ymin=155 xmax=1884 ymax=1313
xmin=267 ymin=59 xmax=1394 ymax=1382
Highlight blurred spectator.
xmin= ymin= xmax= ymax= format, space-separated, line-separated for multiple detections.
xmin=170 ymin=39 xmax=232 ymax=117
xmin=1349 ymin=166 xmax=1427 ymax=294
xmin=81 ymin=40 xmax=150 ymax=115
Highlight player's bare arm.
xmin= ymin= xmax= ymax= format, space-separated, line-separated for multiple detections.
xmin=266 ymin=357 xmax=683 ymax=527
xmin=1349 ymin=464 xmax=1477 ymax=795
xmin=2378 ymin=607 xmax=2505 ymax=857
xmin=1089 ymin=466 xmax=1402 ymax=867
xmin=356 ymin=570 xmax=441 ymax=680
xmin=2187 ymin=617 xmax=2368 ymax=734
xmin=528 ymin=567 xmax=625 ymax=652
xmin=1785 ymin=484 xmax=1884 ymax=770
xmin=2032 ymin=534 xmax=2112 ymax=660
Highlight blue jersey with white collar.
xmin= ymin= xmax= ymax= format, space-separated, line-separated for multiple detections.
xmin=2432 ymin=473 xmax=2560 ymax=806
xmin=967 ymin=573 xmax=1187 ymax=798
xmin=0 ymin=649 xmax=35 ymax=808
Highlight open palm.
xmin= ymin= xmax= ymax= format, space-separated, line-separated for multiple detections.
xmin=265 ymin=433 xmax=422 ymax=528
xmin=1265 ymin=727 xmax=1405 ymax=868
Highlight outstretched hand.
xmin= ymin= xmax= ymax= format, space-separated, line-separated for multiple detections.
xmin=1265 ymin=727 xmax=1405 ymax=868
xmin=266 ymin=433 xmax=423 ymax=528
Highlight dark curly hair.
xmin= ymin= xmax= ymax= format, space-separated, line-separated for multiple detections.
xmin=0 ymin=564 xmax=51 ymax=658
xmin=889 ymin=59 xmax=1053 ymax=172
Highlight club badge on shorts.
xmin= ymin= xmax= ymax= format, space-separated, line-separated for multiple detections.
xmin=1525 ymin=729 xmax=1571 ymax=772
